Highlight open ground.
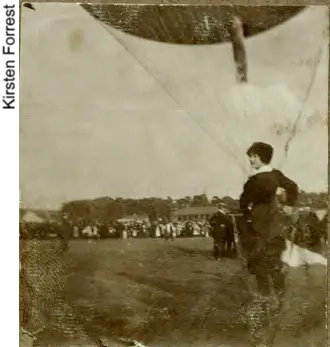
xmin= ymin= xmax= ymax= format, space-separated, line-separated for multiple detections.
xmin=21 ymin=238 xmax=326 ymax=347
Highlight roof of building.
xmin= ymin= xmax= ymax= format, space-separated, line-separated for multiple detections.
xmin=21 ymin=211 xmax=44 ymax=223
xmin=20 ymin=208 xmax=60 ymax=223
xmin=117 ymin=214 xmax=149 ymax=222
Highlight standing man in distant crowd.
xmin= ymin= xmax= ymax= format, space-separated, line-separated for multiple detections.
xmin=164 ymin=217 xmax=176 ymax=241
xmin=209 ymin=204 xmax=235 ymax=258
xmin=239 ymin=142 xmax=298 ymax=347
xmin=59 ymin=213 xmax=71 ymax=252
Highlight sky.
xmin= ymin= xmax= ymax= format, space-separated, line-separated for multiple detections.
xmin=20 ymin=5 xmax=328 ymax=210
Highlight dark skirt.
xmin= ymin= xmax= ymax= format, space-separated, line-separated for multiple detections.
xmin=239 ymin=204 xmax=287 ymax=275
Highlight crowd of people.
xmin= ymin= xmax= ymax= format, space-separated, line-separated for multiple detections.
xmin=19 ymin=217 xmax=212 ymax=240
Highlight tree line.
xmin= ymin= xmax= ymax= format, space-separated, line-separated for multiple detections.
xmin=61 ymin=191 xmax=327 ymax=224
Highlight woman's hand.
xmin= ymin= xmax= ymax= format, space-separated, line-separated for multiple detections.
xmin=283 ymin=205 xmax=293 ymax=215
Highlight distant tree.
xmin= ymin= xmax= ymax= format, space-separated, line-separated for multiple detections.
xmin=176 ymin=197 xmax=191 ymax=209
xmin=191 ymin=194 xmax=209 ymax=206
xmin=221 ymin=196 xmax=238 ymax=210
xmin=211 ymin=196 xmax=221 ymax=205
xmin=296 ymin=190 xmax=328 ymax=209
xmin=111 ymin=202 xmax=126 ymax=220
xmin=297 ymin=190 xmax=311 ymax=206
xmin=60 ymin=189 xmax=328 ymax=227
xmin=166 ymin=196 xmax=173 ymax=203
xmin=309 ymin=192 xmax=327 ymax=209
xmin=92 ymin=197 xmax=114 ymax=222
xmin=61 ymin=200 xmax=92 ymax=223
xmin=184 ymin=196 xmax=192 ymax=204
xmin=153 ymin=198 xmax=172 ymax=219
xmin=148 ymin=205 xmax=159 ymax=222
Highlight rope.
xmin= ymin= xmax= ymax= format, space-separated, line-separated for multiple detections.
xmin=281 ymin=44 xmax=324 ymax=167
xmin=229 ymin=15 xmax=248 ymax=84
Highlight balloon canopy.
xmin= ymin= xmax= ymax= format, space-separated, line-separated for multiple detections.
xmin=19 ymin=4 xmax=328 ymax=208
xmin=81 ymin=4 xmax=304 ymax=45
xmin=194 ymin=82 xmax=324 ymax=169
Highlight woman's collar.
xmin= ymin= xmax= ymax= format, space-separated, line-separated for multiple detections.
xmin=217 ymin=208 xmax=227 ymax=214
xmin=252 ymin=165 xmax=273 ymax=176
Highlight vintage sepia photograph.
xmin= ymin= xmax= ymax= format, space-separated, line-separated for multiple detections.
xmin=19 ymin=4 xmax=328 ymax=347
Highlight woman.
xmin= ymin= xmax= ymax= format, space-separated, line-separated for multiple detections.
xmin=239 ymin=142 xmax=299 ymax=347
xmin=240 ymin=142 xmax=298 ymax=297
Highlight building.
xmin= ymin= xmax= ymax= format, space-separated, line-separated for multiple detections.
xmin=172 ymin=206 xmax=218 ymax=222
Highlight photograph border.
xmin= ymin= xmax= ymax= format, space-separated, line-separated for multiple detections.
xmin=18 ymin=1 xmax=330 ymax=346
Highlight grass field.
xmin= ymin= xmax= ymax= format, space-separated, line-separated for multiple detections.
xmin=21 ymin=238 xmax=326 ymax=347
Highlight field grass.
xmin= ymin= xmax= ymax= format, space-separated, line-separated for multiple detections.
xmin=21 ymin=238 xmax=326 ymax=347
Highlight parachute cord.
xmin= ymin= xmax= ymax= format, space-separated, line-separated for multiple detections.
xmin=214 ymin=98 xmax=249 ymax=175
xmin=281 ymin=44 xmax=324 ymax=168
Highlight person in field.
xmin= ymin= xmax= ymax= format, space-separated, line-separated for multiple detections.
xmin=240 ymin=142 xmax=298 ymax=298
xmin=164 ymin=218 xmax=176 ymax=241
xmin=209 ymin=205 xmax=235 ymax=258
xmin=239 ymin=142 xmax=298 ymax=347
xmin=59 ymin=213 xmax=71 ymax=252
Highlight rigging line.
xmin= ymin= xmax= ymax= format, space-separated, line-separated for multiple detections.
xmin=190 ymin=77 xmax=248 ymax=174
xmin=185 ymin=112 xmax=248 ymax=173
xmin=215 ymin=93 xmax=249 ymax=165
xmin=211 ymin=83 xmax=253 ymax=174
xmin=94 ymin=18 xmax=248 ymax=174
xmin=213 ymin=109 xmax=247 ymax=173
xmin=281 ymin=44 xmax=324 ymax=168
xmin=185 ymin=111 xmax=248 ymax=173
xmin=193 ymin=80 xmax=249 ymax=174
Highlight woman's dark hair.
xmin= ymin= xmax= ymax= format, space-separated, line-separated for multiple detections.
xmin=246 ymin=142 xmax=273 ymax=164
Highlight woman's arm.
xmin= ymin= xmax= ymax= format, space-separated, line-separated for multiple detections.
xmin=275 ymin=170 xmax=299 ymax=206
